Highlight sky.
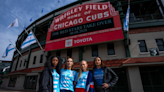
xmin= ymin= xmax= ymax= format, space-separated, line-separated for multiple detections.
xmin=0 ymin=0 xmax=77 ymax=61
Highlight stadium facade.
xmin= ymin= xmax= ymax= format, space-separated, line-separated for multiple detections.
xmin=1 ymin=0 xmax=164 ymax=92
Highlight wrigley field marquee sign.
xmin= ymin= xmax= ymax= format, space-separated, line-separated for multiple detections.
xmin=45 ymin=1 xmax=124 ymax=51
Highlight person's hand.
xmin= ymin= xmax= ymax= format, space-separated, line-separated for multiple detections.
xmin=103 ymin=83 xmax=109 ymax=89
xmin=73 ymin=81 xmax=77 ymax=86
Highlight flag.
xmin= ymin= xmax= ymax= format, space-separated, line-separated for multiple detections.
xmin=2 ymin=44 xmax=15 ymax=58
xmin=23 ymin=25 xmax=26 ymax=29
xmin=7 ymin=18 xmax=19 ymax=28
xmin=41 ymin=7 xmax=44 ymax=17
xmin=123 ymin=5 xmax=130 ymax=31
xmin=30 ymin=17 xmax=32 ymax=22
xmin=58 ymin=0 xmax=60 ymax=8
xmin=21 ymin=32 xmax=36 ymax=49
xmin=3 ymin=66 xmax=10 ymax=74
xmin=41 ymin=8 xmax=44 ymax=13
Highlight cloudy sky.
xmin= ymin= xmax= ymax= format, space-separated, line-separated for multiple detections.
xmin=0 ymin=0 xmax=77 ymax=61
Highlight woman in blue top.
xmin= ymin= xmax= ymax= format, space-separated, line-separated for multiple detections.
xmin=60 ymin=57 xmax=77 ymax=92
xmin=93 ymin=57 xmax=118 ymax=92
xmin=75 ymin=60 xmax=94 ymax=92
xmin=38 ymin=56 xmax=62 ymax=92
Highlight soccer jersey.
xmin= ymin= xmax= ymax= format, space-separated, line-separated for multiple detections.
xmin=52 ymin=69 xmax=60 ymax=92
xmin=75 ymin=71 xmax=89 ymax=89
xmin=60 ymin=68 xmax=77 ymax=92
xmin=94 ymin=68 xmax=104 ymax=85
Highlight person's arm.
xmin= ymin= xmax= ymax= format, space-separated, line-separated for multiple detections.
xmin=91 ymin=69 xmax=96 ymax=92
xmin=74 ymin=72 xmax=78 ymax=86
xmin=74 ymin=71 xmax=77 ymax=81
xmin=40 ymin=70 xmax=50 ymax=92
xmin=89 ymin=71 xmax=94 ymax=92
xmin=107 ymin=68 xmax=118 ymax=88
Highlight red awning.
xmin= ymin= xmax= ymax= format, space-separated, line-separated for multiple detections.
xmin=6 ymin=56 xmax=164 ymax=75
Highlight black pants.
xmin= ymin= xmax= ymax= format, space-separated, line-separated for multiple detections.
xmin=95 ymin=85 xmax=105 ymax=92
xmin=95 ymin=85 xmax=111 ymax=92
xmin=60 ymin=90 xmax=73 ymax=92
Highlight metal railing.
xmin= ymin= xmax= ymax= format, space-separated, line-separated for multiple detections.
xmin=129 ymin=13 xmax=164 ymax=22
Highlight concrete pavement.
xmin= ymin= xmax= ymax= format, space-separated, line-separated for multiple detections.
xmin=0 ymin=87 xmax=36 ymax=92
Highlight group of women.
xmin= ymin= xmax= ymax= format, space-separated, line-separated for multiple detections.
xmin=38 ymin=56 xmax=118 ymax=92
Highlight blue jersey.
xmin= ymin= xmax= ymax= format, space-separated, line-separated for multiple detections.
xmin=60 ymin=68 xmax=77 ymax=92
xmin=75 ymin=71 xmax=89 ymax=89
xmin=94 ymin=68 xmax=104 ymax=85
xmin=52 ymin=69 xmax=60 ymax=92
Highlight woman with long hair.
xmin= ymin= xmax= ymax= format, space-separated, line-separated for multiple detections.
xmin=60 ymin=57 xmax=77 ymax=92
xmin=38 ymin=56 xmax=62 ymax=92
xmin=75 ymin=60 xmax=94 ymax=92
xmin=93 ymin=57 xmax=118 ymax=92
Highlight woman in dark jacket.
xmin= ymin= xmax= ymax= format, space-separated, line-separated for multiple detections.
xmin=93 ymin=57 xmax=118 ymax=92
xmin=38 ymin=56 xmax=62 ymax=92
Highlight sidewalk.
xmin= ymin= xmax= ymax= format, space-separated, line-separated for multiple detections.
xmin=0 ymin=87 xmax=36 ymax=92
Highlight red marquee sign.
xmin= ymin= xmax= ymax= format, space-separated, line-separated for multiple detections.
xmin=45 ymin=1 xmax=124 ymax=51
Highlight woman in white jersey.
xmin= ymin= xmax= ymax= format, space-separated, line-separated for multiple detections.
xmin=60 ymin=57 xmax=77 ymax=92
xmin=75 ymin=60 xmax=94 ymax=92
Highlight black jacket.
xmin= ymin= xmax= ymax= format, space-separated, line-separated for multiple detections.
xmin=93 ymin=67 xmax=118 ymax=92
xmin=38 ymin=68 xmax=53 ymax=92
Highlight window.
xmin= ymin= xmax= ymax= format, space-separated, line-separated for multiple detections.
xmin=67 ymin=49 xmax=72 ymax=58
xmin=92 ymin=45 xmax=98 ymax=57
xmin=138 ymin=40 xmax=147 ymax=52
xmin=139 ymin=66 xmax=164 ymax=92
xmin=40 ymin=55 xmax=43 ymax=63
xmin=8 ymin=77 xmax=17 ymax=87
xmin=33 ymin=56 xmax=36 ymax=64
xmin=121 ymin=0 xmax=163 ymax=22
xmin=20 ymin=60 xmax=22 ymax=67
xmin=156 ymin=39 xmax=164 ymax=51
xmin=24 ymin=76 xmax=38 ymax=89
xmin=56 ymin=51 xmax=61 ymax=57
xmin=24 ymin=59 xmax=26 ymax=66
xmin=107 ymin=43 xmax=115 ymax=55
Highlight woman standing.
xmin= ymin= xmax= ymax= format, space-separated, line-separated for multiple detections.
xmin=38 ymin=56 xmax=62 ymax=92
xmin=93 ymin=57 xmax=118 ymax=92
xmin=60 ymin=58 xmax=77 ymax=92
xmin=75 ymin=60 xmax=94 ymax=92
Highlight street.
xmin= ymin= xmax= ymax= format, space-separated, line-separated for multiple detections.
xmin=0 ymin=87 xmax=36 ymax=92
